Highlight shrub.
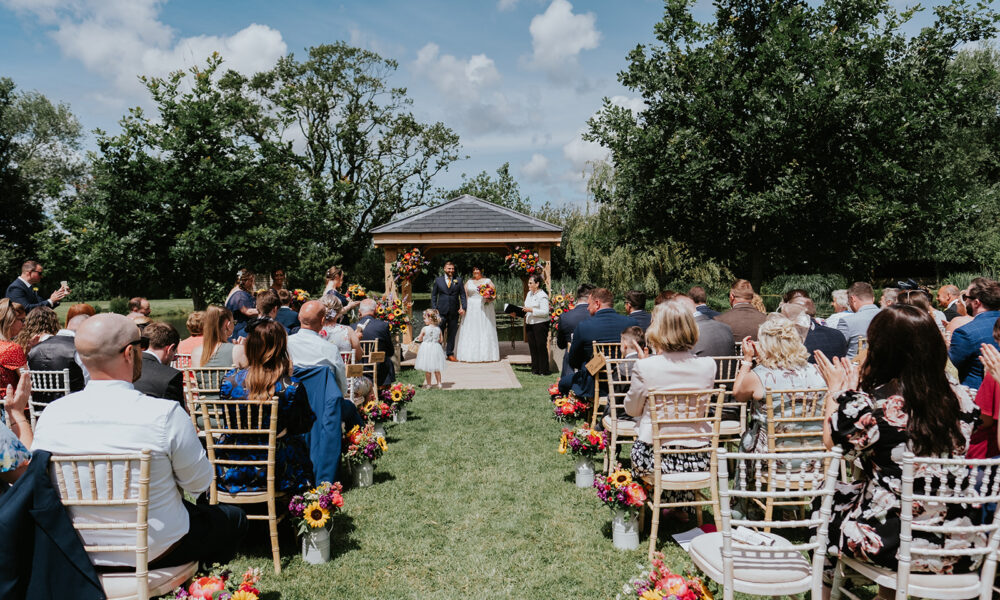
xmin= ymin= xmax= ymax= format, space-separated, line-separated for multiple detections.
xmin=108 ymin=297 xmax=129 ymax=315
xmin=761 ymin=273 xmax=848 ymax=304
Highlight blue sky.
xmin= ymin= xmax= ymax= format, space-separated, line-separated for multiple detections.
xmin=0 ymin=0 xmax=974 ymax=209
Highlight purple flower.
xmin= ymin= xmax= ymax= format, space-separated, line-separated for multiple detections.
xmin=319 ymin=496 xmax=330 ymax=509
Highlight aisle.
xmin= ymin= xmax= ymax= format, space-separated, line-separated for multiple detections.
xmin=227 ymin=367 xmax=694 ymax=599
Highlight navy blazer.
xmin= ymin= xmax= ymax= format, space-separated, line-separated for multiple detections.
xmin=949 ymin=311 xmax=1000 ymax=389
xmin=805 ymin=321 xmax=849 ymax=363
xmin=293 ymin=365 xmax=362 ymax=484
xmin=4 ymin=279 xmax=54 ymax=313
xmin=276 ymin=306 xmax=300 ymax=334
xmin=556 ymin=303 xmax=591 ymax=378
xmin=628 ymin=310 xmax=651 ymax=332
xmin=355 ymin=315 xmax=395 ymax=385
xmin=0 ymin=450 xmax=105 ymax=600
xmin=696 ymin=304 xmax=721 ymax=319
xmin=564 ymin=309 xmax=638 ymax=398
xmin=430 ymin=276 xmax=467 ymax=317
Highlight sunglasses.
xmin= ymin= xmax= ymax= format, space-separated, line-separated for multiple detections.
xmin=120 ymin=338 xmax=146 ymax=354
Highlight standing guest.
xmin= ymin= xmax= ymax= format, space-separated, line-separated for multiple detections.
xmin=624 ymin=290 xmax=651 ymax=331
xmin=675 ymin=294 xmax=733 ymax=357
xmin=880 ymin=287 xmax=899 ymax=308
xmin=968 ymin=320 xmax=1000 ymax=459
xmin=430 ymin=261 xmax=466 ymax=362
xmin=949 ymin=278 xmax=1000 ymax=389
xmin=784 ymin=297 xmax=848 ymax=362
xmin=938 ymin=284 xmax=963 ymax=321
xmin=133 ymin=321 xmax=184 ymax=404
xmin=276 ymin=289 xmax=301 ymax=334
xmin=354 ymin=299 xmax=395 ymax=386
xmin=217 ymin=318 xmax=315 ymax=494
xmin=0 ymin=299 xmax=28 ymax=395
xmin=177 ymin=311 xmax=204 ymax=355
xmin=269 ymin=268 xmax=287 ymax=292
xmin=688 ymin=286 xmax=720 ymax=318
xmin=15 ymin=305 xmax=59 ymax=350
xmin=556 ymin=283 xmax=594 ymax=380
xmin=32 ymin=313 xmax=247 ymax=568
xmin=825 ymin=289 xmax=852 ymax=330
xmin=318 ymin=294 xmax=363 ymax=361
xmin=836 ymin=281 xmax=881 ymax=359
xmin=64 ymin=302 xmax=95 ymax=329
xmin=565 ymin=288 xmax=637 ymax=399
xmin=126 ymin=297 xmax=151 ymax=324
xmin=5 ymin=260 xmax=69 ymax=313
xmin=28 ymin=312 xmax=87 ymax=395
xmin=322 ymin=266 xmax=360 ymax=313
xmin=288 ymin=301 xmax=348 ymax=393
xmin=414 ymin=308 xmax=446 ymax=389
xmin=715 ymin=279 xmax=767 ymax=343
xmin=192 ymin=305 xmax=236 ymax=368
xmin=522 ymin=274 xmax=551 ymax=376
xmin=224 ymin=268 xmax=258 ymax=342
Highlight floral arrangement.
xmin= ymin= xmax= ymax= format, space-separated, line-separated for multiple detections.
xmin=165 ymin=567 xmax=262 ymax=600
xmin=595 ymin=465 xmax=647 ymax=513
xmin=548 ymin=381 xmax=561 ymax=399
xmin=361 ymin=398 xmax=397 ymax=423
xmin=390 ymin=247 xmax=430 ymax=282
xmin=478 ymin=282 xmax=496 ymax=302
xmin=374 ymin=295 xmax=410 ymax=334
xmin=504 ymin=246 xmax=546 ymax=276
xmin=381 ymin=382 xmax=416 ymax=404
xmin=558 ymin=426 xmax=607 ymax=457
xmin=550 ymin=291 xmax=575 ymax=330
xmin=292 ymin=288 xmax=310 ymax=303
xmin=617 ymin=552 xmax=713 ymax=600
xmin=553 ymin=394 xmax=591 ymax=421
xmin=288 ymin=482 xmax=344 ymax=535
xmin=343 ymin=423 xmax=387 ymax=465
xmin=347 ymin=283 xmax=367 ymax=300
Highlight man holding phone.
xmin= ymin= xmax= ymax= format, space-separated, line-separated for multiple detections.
xmin=5 ymin=260 xmax=69 ymax=312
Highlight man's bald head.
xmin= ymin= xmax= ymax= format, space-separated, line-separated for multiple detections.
xmin=67 ymin=314 xmax=90 ymax=331
xmin=359 ymin=299 xmax=376 ymax=316
xmin=298 ymin=300 xmax=325 ymax=332
xmin=75 ymin=313 xmax=141 ymax=374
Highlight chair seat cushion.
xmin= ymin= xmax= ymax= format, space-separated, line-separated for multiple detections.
xmin=602 ymin=415 xmax=637 ymax=434
xmin=688 ymin=531 xmax=812 ymax=589
xmin=101 ymin=561 xmax=197 ymax=599
xmin=720 ymin=420 xmax=742 ymax=435
xmin=641 ymin=470 xmax=712 ymax=487
xmin=840 ymin=557 xmax=982 ymax=594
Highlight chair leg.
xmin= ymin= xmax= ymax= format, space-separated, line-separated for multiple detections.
xmin=830 ymin=557 xmax=846 ymax=600
xmin=695 ymin=491 xmax=704 ymax=527
xmin=764 ymin=496 xmax=773 ymax=533
xmin=648 ymin=496 xmax=661 ymax=560
xmin=268 ymin=499 xmax=281 ymax=574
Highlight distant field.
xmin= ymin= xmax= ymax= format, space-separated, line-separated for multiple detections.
xmin=53 ymin=298 xmax=194 ymax=321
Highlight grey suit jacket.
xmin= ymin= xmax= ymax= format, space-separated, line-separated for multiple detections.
xmin=692 ymin=313 xmax=735 ymax=357
xmin=836 ymin=303 xmax=880 ymax=358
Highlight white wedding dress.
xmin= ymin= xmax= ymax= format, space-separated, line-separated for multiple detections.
xmin=454 ymin=278 xmax=500 ymax=363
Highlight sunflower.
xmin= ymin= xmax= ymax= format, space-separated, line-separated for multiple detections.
xmin=391 ymin=389 xmax=403 ymax=402
xmin=231 ymin=591 xmax=259 ymax=600
xmin=610 ymin=469 xmax=632 ymax=487
xmin=393 ymin=308 xmax=403 ymax=317
xmin=304 ymin=502 xmax=330 ymax=528
xmin=554 ymin=294 xmax=564 ymax=303
xmin=347 ymin=425 xmax=360 ymax=436
xmin=554 ymin=308 xmax=563 ymax=316
xmin=377 ymin=436 xmax=388 ymax=451
xmin=400 ymin=325 xmax=408 ymax=332
xmin=557 ymin=434 xmax=568 ymax=454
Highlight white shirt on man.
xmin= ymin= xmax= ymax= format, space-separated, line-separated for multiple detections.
xmin=287 ymin=328 xmax=348 ymax=393
xmin=32 ymin=379 xmax=212 ymax=566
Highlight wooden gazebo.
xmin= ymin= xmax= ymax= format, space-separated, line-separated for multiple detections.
xmin=371 ymin=194 xmax=563 ymax=339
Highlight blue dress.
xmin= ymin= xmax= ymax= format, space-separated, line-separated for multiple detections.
xmin=225 ymin=290 xmax=256 ymax=341
xmin=217 ymin=369 xmax=315 ymax=494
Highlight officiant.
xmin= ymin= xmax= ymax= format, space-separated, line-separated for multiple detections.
xmin=522 ymin=274 xmax=551 ymax=376
xmin=431 ymin=261 xmax=467 ymax=362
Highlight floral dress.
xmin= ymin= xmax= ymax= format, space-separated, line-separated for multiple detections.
xmin=0 ymin=421 xmax=30 ymax=474
xmin=826 ymin=383 xmax=983 ymax=574
xmin=217 ymin=369 xmax=316 ymax=494
xmin=0 ymin=341 xmax=26 ymax=399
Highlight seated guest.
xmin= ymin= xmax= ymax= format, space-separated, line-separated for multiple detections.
xmin=949 ymin=278 xmax=1000 ymax=389
xmin=715 ymin=279 xmax=767 ymax=343
xmin=134 ymin=321 xmax=184 ymax=404
xmin=556 ymin=283 xmax=595 ymax=379
xmin=618 ymin=325 xmax=645 ymax=381
xmin=191 ymin=305 xmax=236 ymax=368
xmin=815 ymin=305 xmax=981 ymax=580
xmin=946 ymin=282 xmax=976 ymax=337
xmin=688 ymin=285 xmax=720 ymax=318
xmin=938 ymin=284 xmax=963 ymax=321
xmin=564 ymin=288 xmax=637 ymax=399
xmin=750 ymin=294 xmax=767 ymax=313
xmin=255 ymin=289 xmax=283 ymax=328
xmin=0 ymin=369 xmax=33 ymax=484
xmin=675 ymin=294 xmax=733 ymax=357
xmin=32 ymin=313 xmax=247 ymax=568
xmin=224 ymin=268 xmax=258 ymax=342
xmin=783 ymin=297 xmax=848 ymax=363
xmin=15 ymin=305 xmax=60 ymax=349
xmin=880 ymin=287 xmax=899 ymax=308
xmin=624 ymin=290 xmax=651 ymax=331
xmin=624 ymin=300 xmax=716 ymax=516
xmin=969 ymin=320 xmax=1000 ymax=459
xmin=126 ymin=296 xmax=151 ymax=325
xmin=825 ymin=289 xmax=852 ymax=330
xmin=319 ymin=294 xmax=362 ymax=360
xmin=276 ymin=289 xmax=300 ymax=334
xmin=176 ymin=310 xmax=204 ymax=355
xmin=0 ymin=299 xmax=28 ymax=393
xmin=28 ymin=312 xmax=88 ymax=395
xmin=64 ymin=302 xmax=96 ymax=329
xmin=836 ymin=281 xmax=881 ymax=359
xmin=654 ymin=290 xmax=678 ymax=305
xmin=217 ymin=318 xmax=315 ymax=494
xmin=733 ymin=314 xmax=825 ymax=453
xmin=288 ymin=301 xmax=348 ymax=394
xmin=897 ymin=289 xmax=948 ymax=334
xmin=354 ymin=298 xmax=395 ymax=387
xmin=5 ymin=260 xmax=68 ymax=312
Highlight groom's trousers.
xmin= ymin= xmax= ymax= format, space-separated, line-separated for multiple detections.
xmin=442 ymin=310 xmax=460 ymax=356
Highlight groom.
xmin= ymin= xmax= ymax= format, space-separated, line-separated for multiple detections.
xmin=431 ymin=261 xmax=467 ymax=362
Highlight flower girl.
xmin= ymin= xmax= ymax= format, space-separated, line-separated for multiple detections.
xmin=415 ymin=308 xmax=446 ymax=389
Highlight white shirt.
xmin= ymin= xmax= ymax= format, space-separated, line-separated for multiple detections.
xmin=523 ymin=290 xmax=550 ymax=325
xmin=824 ymin=310 xmax=852 ymax=330
xmin=32 ymin=380 xmax=212 ymax=566
xmin=287 ymin=329 xmax=348 ymax=393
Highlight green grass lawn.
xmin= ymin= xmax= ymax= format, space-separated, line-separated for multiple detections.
xmin=53 ymin=298 xmax=194 ymax=321
xmin=217 ymin=365 xmax=699 ymax=599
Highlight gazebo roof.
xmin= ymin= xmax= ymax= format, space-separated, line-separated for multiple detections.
xmin=371 ymin=195 xmax=562 ymax=235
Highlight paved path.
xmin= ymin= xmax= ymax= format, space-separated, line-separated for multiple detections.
xmin=398 ymin=342 xmax=536 ymax=390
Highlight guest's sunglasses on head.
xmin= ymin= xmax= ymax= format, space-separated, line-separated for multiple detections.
xmin=121 ymin=338 xmax=145 ymax=354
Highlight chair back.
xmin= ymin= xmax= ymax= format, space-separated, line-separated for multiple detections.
xmin=200 ymin=396 xmax=280 ymax=501
xmin=712 ymin=356 xmax=742 ymax=388
xmin=647 ymin=388 xmax=725 ymax=451
xmin=602 ymin=357 xmax=635 ymax=430
xmin=50 ymin=449 xmax=154 ymax=599
xmin=182 ymin=367 xmax=234 ymax=433
xmin=27 ymin=368 xmax=71 ymax=428
xmin=733 ymin=341 xmax=743 ymax=355
xmin=360 ymin=340 xmax=379 ymax=361
xmin=896 ymin=452 xmax=1000 ymax=599
xmin=340 ymin=350 xmax=355 ymax=365
xmin=764 ymin=388 xmax=827 ymax=454
xmin=170 ymin=353 xmax=192 ymax=369
xmin=716 ymin=448 xmax=842 ymax=600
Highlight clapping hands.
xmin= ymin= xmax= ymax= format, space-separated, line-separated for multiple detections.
xmin=981 ymin=343 xmax=1000 ymax=383
xmin=813 ymin=350 xmax=858 ymax=396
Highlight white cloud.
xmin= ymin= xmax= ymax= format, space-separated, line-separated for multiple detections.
xmin=526 ymin=0 xmax=601 ymax=77
xmin=521 ymin=153 xmax=551 ymax=181
xmin=562 ymin=132 xmax=607 ymax=172
xmin=497 ymin=0 xmax=519 ymax=11
xmin=608 ymin=94 xmax=646 ymax=116
xmin=3 ymin=0 xmax=287 ymax=97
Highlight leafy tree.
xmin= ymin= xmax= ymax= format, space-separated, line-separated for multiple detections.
xmin=587 ymin=0 xmax=1000 ymax=284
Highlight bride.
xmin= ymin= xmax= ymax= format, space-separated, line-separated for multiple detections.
xmin=455 ymin=266 xmax=500 ymax=362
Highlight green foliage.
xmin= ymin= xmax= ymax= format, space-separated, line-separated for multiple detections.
xmin=761 ymin=273 xmax=848 ymax=304
xmin=943 ymin=270 xmax=1000 ymax=290
xmin=108 ymin=297 xmax=129 ymax=315
xmin=442 ymin=162 xmax=531 ymax=213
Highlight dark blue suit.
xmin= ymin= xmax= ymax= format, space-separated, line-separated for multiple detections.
xmin=355 ymin=315 xmax=395 ymax=385
xmin=293 ymin=365 xmax=362 ymax=484
xmin=949 ymin=311 xmax=1000 ymax=389
xmin=628 ymin=310 xmax=651 ymax=332
xmin=276 ymin=306 xmax=300 ymax=334
xmin=805 ymin=321 xmax=848 ymax=363
xmin=563 ymin=308 xmax=638 ymax=399
xmin=696 ymin=304 xmax=721 ymax=319
xmin=431 ymin=275 xmax=467 ymax=356
xmin=4 ymin=278 xmax=54 ymax=313
xmin=556 ymin=303 xmax=591 ymax=378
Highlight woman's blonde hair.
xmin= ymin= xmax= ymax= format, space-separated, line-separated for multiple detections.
xmin=645 ymin=300 xmax=698 ymax=353
xmin=751 ymin=294 xmax=766 ymax=313
xmin=0 ymin=299 xmax=25 ymax=341
xmin=423 ymin=308 xmax=441 ymax=326
xmin=200 ymin=305 xmax=233 ymax=366
xmin=319 ymin=293 xmax=344 ymax=322
xmin=755 ymin=314 xmax=809 ymax=369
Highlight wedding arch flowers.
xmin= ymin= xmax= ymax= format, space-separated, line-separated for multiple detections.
xmin=390 ymin=248 xmax=430 ymax=282
xmin=504 ymin=246 xmax=546 ymax=276
xmin=374 ymin=295 xmax=410 ymax=334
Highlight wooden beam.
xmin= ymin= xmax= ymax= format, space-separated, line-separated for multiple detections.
xmin=383 ymin=247 xmax=397 ymax=298
xmin=540 ymin=245 xmax=552 ymax=285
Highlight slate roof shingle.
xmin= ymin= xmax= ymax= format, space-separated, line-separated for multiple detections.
xmin=371 ymin=194 xmax=562 ymax=234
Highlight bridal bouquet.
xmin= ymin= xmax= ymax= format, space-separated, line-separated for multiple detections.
xmin=343 ymin=423 xmax=387 ymax=465
xmin=292 ymin=288 xmax=310 ymax=303
xmin=374 ymin=295 xmax=410 ymax=334
xmin=552 ymin=394 xmax=591 ymax=421
xmin=504 ymin=246 xmax=546 ymax=276
xmin=390 ymin=247 xmax=430 ymax=282
xmin=347 ymin=283 xmax=367 ymax=300
xmin=558 ymin=426 xmax=607 ymax=458
xmin=595 ymin=465 xmax=647 ymax=513
xmin=616 ymin=552 xmax=712 ymax=600
xmin=549 ymin=291 xmax=575 ymax=330
xmin=478 ymin=282 xmax=496 ymax=302
xmin=288 ymin=482 xmax=344 ymax=535
xmin=381 ymin=382 xmax=416 ymax=404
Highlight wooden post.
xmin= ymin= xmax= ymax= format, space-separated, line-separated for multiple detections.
xmin=383 ymin=247 xmax=397 ymax=298
xmin=401 ymin=277 xmax=413 ymax=344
